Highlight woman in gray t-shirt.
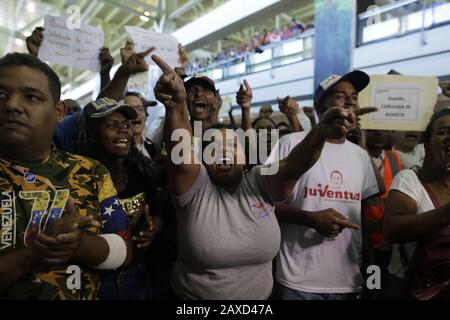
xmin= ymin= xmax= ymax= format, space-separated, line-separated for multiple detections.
xmin=151 ymin=54 xmax=374 ymax=299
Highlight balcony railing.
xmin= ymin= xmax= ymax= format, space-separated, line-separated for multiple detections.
xmin=357 ymin=0 xmax=450 ymax=46
xmin=188 ymin=30 xmax=315 ymax=82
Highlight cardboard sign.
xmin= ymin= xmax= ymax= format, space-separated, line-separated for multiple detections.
xmin=39 ymin=16 xmax=104 ymax=71
xmin=359 ymin=75 xmax=438 ymax=131
xmin=125 ymin=26 xmax=180 ymax=68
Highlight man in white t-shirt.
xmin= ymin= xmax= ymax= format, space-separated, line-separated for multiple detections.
xmin=267 ymin=71 xmax=384 ymax=300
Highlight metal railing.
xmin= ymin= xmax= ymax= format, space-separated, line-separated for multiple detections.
xmin=188 ymin=29 xmax=315 ymax=81
xmin=357 ymin=0 xmax=450 ymax=46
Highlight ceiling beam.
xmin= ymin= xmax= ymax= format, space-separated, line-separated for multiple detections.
xmin=169 ymin=0 xmax=198 ymax=20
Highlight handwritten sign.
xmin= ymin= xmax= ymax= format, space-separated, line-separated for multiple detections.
xmin=359 ymin=75 xmax=438 ymax=131
xmin=125 ymin=26 xmax=180 ymax=68
xmin=39 ymin=16 xmax=104 ymax=71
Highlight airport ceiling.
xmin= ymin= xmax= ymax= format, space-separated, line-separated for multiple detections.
xmin=0 ymin=0 xmax=314 ymax=89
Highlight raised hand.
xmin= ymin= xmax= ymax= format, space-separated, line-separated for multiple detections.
xmin=152 ymin=54 xmax=186 ymax=108
xmin=99 ymin=47 xmax=114 ymax=75
xmin=318 ymin=107 xmax=377 ymax=140
xmin=277 ymin=96 xmax=299 ymax=117
xmin=440 ymin=81 xmax=450 ymax=98
xmin=120 ymin=41 xmax=135 ymax=64
xmin=236 ymin=79 xmax=253 ymax=109
xmin=177 ymin=43 xmax=189 ymax=71
xmin=26 ymin=27 xmax=44 ymax=57
xmin=312 ymin=208 xmax=360 ymax=238
xmin=121 ymin=41 xmax=154 ymax=75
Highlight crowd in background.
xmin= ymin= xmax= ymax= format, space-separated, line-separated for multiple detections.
xmin=188 ymin=18 xmax=314 ymax=73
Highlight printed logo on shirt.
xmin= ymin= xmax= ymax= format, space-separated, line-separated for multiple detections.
xmin=23 ymin=171 xmax=36 ymax=183
xmin=251 ymin=202 xmax=273 ymax=219
xmin=1 ymin=191 xmax=16 ymax=250
xmin=303 ymin=171 xmax=361 ymax=203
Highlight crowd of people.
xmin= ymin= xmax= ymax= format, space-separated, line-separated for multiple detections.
xmin=188 ymin=18 xmax=314 ymax=73
xmin=0 ymin=24 xmax=449 ymax=301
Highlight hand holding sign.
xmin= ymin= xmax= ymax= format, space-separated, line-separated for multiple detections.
xmin=26 ymin=27 xmax=44 ymax=57
xmin=358 ymin=75 xmax=438 ymax=131
xmin=440 ymin=81 xmax=450 ymax=98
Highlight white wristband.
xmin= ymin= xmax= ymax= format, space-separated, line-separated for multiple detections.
xmin=94 ymin=234 xmax=127 ymax=270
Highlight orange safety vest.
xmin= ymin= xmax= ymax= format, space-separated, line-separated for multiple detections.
xmin=363 ymin=150 xmax=402 ymax=249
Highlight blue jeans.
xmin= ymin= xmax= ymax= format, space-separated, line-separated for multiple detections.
xmin=274 ymin=282 xmax=358 ymax=300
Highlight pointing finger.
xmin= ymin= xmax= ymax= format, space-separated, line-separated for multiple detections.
xmin=151 ymin=54 xmax=173 ymax=75
xmin=136 ymin=47 xmax=155 ymax=59
xmin=354 ymin=107 xmax=378 ymax=116
xmin=243 ymin=79 xmax=251 ymax=91
xmin=335 ymin=218 xmax=360 ymax=230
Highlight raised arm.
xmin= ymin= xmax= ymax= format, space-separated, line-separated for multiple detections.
xmin=152 ymin=55 xmax=200 ymax=196
xmin=236 ymin=79 xmax=253 ymax=131
xmin=97 ymin=41 xmax=154 ymax=101
xmin=277 ymin=96 xmax=303 ymax=132
xmin=267 ymin=107 xmax=378 ymax=202
xmin=384 ymin=190 xmax=450 ymax=243
xmin=98 ymin=47 xmax=114 ymax=90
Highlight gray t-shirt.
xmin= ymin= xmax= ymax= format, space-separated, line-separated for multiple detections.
xmin=170 ymin=165 xmax=281 ymax=300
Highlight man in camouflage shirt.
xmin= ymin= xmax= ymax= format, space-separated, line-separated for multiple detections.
xmin=0 ymin=53 xmax=133 ymax=299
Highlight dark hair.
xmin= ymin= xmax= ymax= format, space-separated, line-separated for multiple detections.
xmin=251 ymin=117 xmax=277 ymax=129
xmin=72 ymin=115 xmax=160 ymax=213
xmin=423 ymin=108 xmax=450 ymax=144
xmin=0 ymin=53 xmax=61 ymax=103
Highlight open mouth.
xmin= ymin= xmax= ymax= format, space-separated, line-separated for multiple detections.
xmin=193 ymin=102 xmax=206 ymax=114
xmin=113 ymin=138 xmax=129 ymax=148
xmin=216 ymin=157 xmax=233 ymax=170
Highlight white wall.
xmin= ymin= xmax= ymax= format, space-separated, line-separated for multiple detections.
xmin=216 ymin=58 xmax=315 ymax=107
xmin=354 ymin=24 xmax=450 ymax=77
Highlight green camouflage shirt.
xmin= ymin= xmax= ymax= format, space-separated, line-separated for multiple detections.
xmin=0 ymin=149 xmax=129 ymax=300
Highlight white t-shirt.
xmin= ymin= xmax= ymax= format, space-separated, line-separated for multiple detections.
xmin=387 ymin=169 xmax=434 ymax=279
xmin=170 ymin=165 xmax=281 ymax=300
xmin=395 ymin=144 xmax=425 ymax=170
xmin=267 ymin=132 xmax=379 ymax=293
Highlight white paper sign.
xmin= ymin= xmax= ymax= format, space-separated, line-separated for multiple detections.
xmin=39 ymin=16 xmax=104 ymax=71
xmin=125 ymin=26 xmax=180 ymax=68
xmin=359 ymin=75 xmax=438 ymax=131
xmin=369 ymin=84 xmax=422 ymax=122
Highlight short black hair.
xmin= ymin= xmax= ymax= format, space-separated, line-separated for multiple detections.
xmin=0 ymin=53 xmax=61 ymax=103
